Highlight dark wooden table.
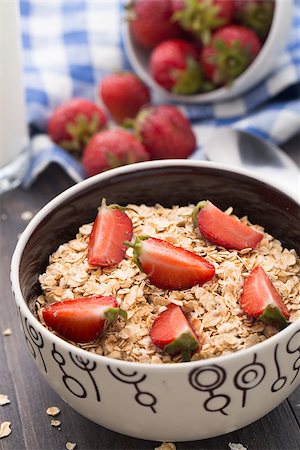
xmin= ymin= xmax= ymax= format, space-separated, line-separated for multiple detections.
xmin=1 ymin=140 xmax=299 ymax=450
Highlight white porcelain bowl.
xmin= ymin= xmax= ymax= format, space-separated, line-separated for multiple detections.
xmin=123 ymin=0 xmax=293 ymax=103
xmin=11 ymin=161 xmax=300 ymax=441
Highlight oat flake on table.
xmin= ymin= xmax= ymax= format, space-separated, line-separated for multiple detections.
xmin=0 ymin=421 xmax=11 ymax=439
xmin=46 ymin=406 xmax=60 ymax=416
xmin=2 ymin=328 xmax=12 ymax=336
xmin=66 ymin=442 xmax=76 ymax=450
xmin=155 ymin=443 xmax=176 ymax=450
xmin=50 ymin=419 xmax=61 ymax=427
xmin=38 ymin=204 xmax=300 ymax=364
xmin=0 ymin=395 xmax=10 ymax=406
xmin=21 ymin=210 xmax=33 ymax=221
xmin=229 ymin=443 xmax=248 ymax=450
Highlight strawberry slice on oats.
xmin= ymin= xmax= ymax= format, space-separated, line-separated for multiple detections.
xmin=240 ymin=266 xmax=290 ymax=330
xmin=42 ymin=295 xmax=126 ymax=343
xmin=150 ymin=303 xmax=200 ymax=361
xmin=192 ymin=200 xmax=263 ymax=250
xmin=88 ymin=198 xmax=133 ymax=267
xmin=126 ymin=236 xmax=215 ymax=290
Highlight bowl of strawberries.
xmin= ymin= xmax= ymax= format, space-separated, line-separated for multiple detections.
xmin=11 ymin=159 xmax=300 ymax=441
xmin=123 ymin=0 xmax=293 ymax=102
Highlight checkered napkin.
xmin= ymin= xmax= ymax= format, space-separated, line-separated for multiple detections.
xmin=21 ymin=0 xmax=300 ymax=186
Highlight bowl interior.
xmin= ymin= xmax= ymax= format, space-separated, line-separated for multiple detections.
xmin=19 ymin=164 xmax=300 ymax=315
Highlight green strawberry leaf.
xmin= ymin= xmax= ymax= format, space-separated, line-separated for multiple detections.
xmin=191 ymin=200 xmax=208 ymax=228
xmin=259 ymin=304 xmax=289 ymax=331
xmin=172 ymin=57 xmax=204 ymax=95
xmin=164 ymin=330 xmax=199 ymax=362
xmin=105 ymin=307 xmax=127 ymax=325
xmin=172 ymin=0 xmax=226 ymax=44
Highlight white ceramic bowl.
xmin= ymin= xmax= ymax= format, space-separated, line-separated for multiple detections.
xmin=123 ymin=0 xmax=293 ymax=103
xmin=11 ymin=161 xmax=300 ymax=442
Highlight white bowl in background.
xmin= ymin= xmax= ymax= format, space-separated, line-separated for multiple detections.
xmin=123 ymin=0 xmax=294 ymax=103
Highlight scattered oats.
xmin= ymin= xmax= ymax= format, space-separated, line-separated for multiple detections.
xmin=21 ymin=210 xmax=33 ymax=221
xmin=46 ymin=406 xmax=60 ymax=416
xmin=0 ymin=421 xmax=11 ymax=439
xmin=229 ymin=443 xmax=247 ymax=450
xmin=155 ymin=443 xmax=176 ymax=450
xmin=2 ymin=328 xmax=12 ymax=336
xmin=0 ymin=395 xmax=10 ymax=406
xmin=1 ymin=214 xmax=8 ymax=220
xmin=50 ymin=419 xmax=61 ymax=427
xmin=66 ymin=442 xmax=76 ymax=450
xmin=38 ymin=203 xmax=300 ymax=364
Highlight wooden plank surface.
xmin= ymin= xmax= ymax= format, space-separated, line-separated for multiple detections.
xmin=1 ymin=142 xmax=299 ymax=450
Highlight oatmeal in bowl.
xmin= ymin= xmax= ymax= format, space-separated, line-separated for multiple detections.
xmin=11 ymin=161 xmax=300 ymax=441
xmin=38 ymin=199 xmax=299 ymax=364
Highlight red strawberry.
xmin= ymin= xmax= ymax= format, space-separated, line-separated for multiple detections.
xmin=172 ymin=0 xmax=234 ymax=44
xmin=240 ymin=266 xmax=290 ymax=330
xmin=88 ymin=198 xmax=133 ymax=267
xmin=234 ymin=0 xmax=275 ymax=40
xmin=128 ymin=0 xmax=183 ymax=49
xmin=48 ymin=98 xmax=107 ymax=154
xmin=192 ymin=200 xmax=263 ymax=250
xmin=150 ymin=39 xmax=208 ymax=94
xmin=42 ymin=295 xmax=126 ymax=343
xmin=99 ymin=72 xmax=151 ymax=124
xmin=150 ymin=303 xmax=200 ymax=361
xmin=82 ymin=129 xmax=149 ymax=177
xmin=126 ymin=236 xmax=215 ymax=289
xmin=135 ymin=105 xmax=196 ymax=159
xmin=200 ymin=25 xmax=261 ymax=85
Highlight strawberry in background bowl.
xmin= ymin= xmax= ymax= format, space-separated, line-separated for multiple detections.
xmin=123 ymin=0 xmax=293 ymax=103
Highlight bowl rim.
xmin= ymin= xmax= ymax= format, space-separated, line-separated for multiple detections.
xmin=122 ymin=0 xmax=293 ymax=103
xmin=11 ymin=159 xmax=300 ymax=372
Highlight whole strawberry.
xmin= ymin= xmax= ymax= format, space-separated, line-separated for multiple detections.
xmin=234 ymin=0 xmax=275 ymax=40
xmin=99 ymin=72 xmax=150 ymax=124
xmin=82 ymin=129 xmax=149 ymax=177
xmin=200 ymin=25 xmax=261 ymax=85
xmin=48 ymin=98 xmax=107 ymax=154
xmin=128 ymin=0 xmax=183 ymax=49
xmin=135 ymin=105 xmax=196 ymax=159
xmin=150 ymin=39 xmax=207 ymax=94
xmin=172 ymin=0 xmax=234 ymax=45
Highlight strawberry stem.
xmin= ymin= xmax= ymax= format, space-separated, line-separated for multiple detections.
xmin=259 ymin=305 xmax=289 ymax=330
xmin=191 ymin=200 xmax=208 ymax=228
xmin=164 ymin=331 xmax=199 ymax=362
xmin=105 ymin=307 xmax=127 ymax=325
xmin=172 ymin=0 xmax=226 ymax=44
xmin=124 ymin=235 xmax=149 ymax=271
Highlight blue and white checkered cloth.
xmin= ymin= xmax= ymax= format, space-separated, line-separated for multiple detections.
xmin=20 ymin=0 xmax=300 ymax=186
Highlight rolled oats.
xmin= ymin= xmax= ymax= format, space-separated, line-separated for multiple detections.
xmin=0 ymin=395 xmax=10 ymax=406
xmin=38 ymin=204 xmax=300 ymax=364
xmin=0 ymin=421 xmax=11 ymax=439
xmin=46 ymin=406 xmax=60 ymax=416
xmin=155 ymin=443 xmax=176 ymax=450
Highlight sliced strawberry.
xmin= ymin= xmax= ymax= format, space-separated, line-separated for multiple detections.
xmin=42 ymin=295 xmax=126 ymax=343
xmin=88 ymin=198 xmax=133 ymax=267
xmin=192 ymin=200 xmax=263 ymax=250
xmin=240 ymin=266 xmax=290 ymax=330
xmin=126 ymin=236 xmax=215 ymax=290
xmin=150 ymin=303 xmax=200 ymax=361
